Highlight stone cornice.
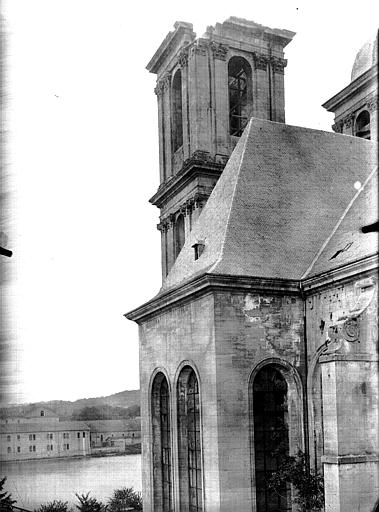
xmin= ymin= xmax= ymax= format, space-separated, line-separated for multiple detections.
xmin=125 ymin=273 xmax=302 ymax=323
xmin=146 ymin=22 xmax=196 ymax=75
xmin=157 ymin=193 xmax=209 ymax=231
xmin=125 ymin=255 xmax=378 ymax=324
xmin=149 ymin=152 xmax=226 ymax=208
xmin=301 ymin=254 xmax=378 ymax=293
xmin=322 ymin=454 xmax=379 ymax=464
xmin=322 ymin=66 xmax=377 ymax=113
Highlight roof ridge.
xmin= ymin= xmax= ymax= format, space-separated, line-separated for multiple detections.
xmin=209 ymin=120 xmax=251 ymax=274
xmin=301 ymin=165 xmax=378 ymax=280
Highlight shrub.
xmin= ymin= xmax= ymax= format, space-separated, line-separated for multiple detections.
xmin=268 ymin=450 xmax=324 ymax=511
xmin=0 ymin=477 xmax=16 ymax=511
xmin=108 ymin=487 xmax=142 ymax=511
xmin=75 ymin=493 xmax=107 ymax=512
xmin=35 ymin=500 xmax=70 ymax=512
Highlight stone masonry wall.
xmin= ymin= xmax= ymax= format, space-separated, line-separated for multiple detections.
xmin=213 ymin=290 xmax=305 ymax=512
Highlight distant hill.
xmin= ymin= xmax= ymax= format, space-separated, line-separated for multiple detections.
xmin=0 ymin=389 xmax=140 ymax=420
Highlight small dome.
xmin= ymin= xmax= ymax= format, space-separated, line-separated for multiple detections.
xmin=351 ymin=33 xmax=378 ymax=82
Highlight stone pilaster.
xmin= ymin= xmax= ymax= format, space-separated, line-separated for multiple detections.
xmin=178 ymin=47 xmax=191 ymax=161
xmin=161 ymin=74 xmax=173 ymax=176
xmin=253 ymin=53 xmax=270 ymax=120
xmin=187 ymin=40 xmax=212 ymax=155
xmin=270 ymin=56 xmax=287 ymax=123
xmin=154 ymin=80 xmax=166 ymax=182
xmin=320 ymin=278 xmax=378 ymax=512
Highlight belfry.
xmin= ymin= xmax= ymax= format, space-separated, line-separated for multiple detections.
xmin=147 ymin=18 xmax=294 ymax=278
xmin=126 ymin=19 xmax=378 ymax=512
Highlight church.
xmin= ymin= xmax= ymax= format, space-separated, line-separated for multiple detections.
xmin=126 ymin=17 xmax=378 ymax=512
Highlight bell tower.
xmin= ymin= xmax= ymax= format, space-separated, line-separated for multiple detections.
xmin=147 ymin=17 xmax=295 ymax=278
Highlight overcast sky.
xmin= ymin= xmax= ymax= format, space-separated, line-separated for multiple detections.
xmin=1 ymin=0 xmax=378 ymax=405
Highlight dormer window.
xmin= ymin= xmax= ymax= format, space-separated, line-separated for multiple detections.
xmin=192 ymin=241 xmax=205 ymax=260
xmin=172 ymin=69 xmax=183 ymax=152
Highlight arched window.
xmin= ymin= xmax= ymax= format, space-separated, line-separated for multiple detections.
xmin=253 ymin=366 xmax=290 ymax=512
xmin=177 ymin=366 xmax=202 ymax=512
xmin=152 ymin=373 xmax=173 ymax=512
xmin=174 ymin=214 xmax=185 ymax=258
xmin=228 ymin=57 xmax=252 ymax=136
xmin=172 ymin=70 xmax=183 ymax=152
xmin=355 ymin=110 xmax=370 ymax=139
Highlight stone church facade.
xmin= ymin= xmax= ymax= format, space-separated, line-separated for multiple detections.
xmin=126 ymin=18 xmax=378 ymax=512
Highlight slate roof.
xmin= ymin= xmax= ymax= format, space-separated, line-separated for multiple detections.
xmin=161 ymin=118 xmax=377 ymax=292
xmin=0 ymin=421 xmax=90 ymax=434
xmin=305 ymin=168 xmax=378 ymax=278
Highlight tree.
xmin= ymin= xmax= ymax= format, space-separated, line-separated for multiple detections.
xmin=108 ymin=488 xmax=142 ymax=512
xmin=35 ymin=500 xmax=71 ymax=512
xmin=75 ymin=493 xmax=107 ymax=512
xmin=268 ymin=450 xmax=324 ymax=511
xmin=0 ymin=477 xmax=16 ymax=511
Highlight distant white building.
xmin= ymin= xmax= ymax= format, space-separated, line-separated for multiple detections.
xmin=0 ymin=407 xmax=90 ymax=461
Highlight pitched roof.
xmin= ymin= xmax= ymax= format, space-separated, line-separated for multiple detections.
xmin=86 ymin=419 xmax=141 ymax=432
xmin=305 ymin=168 xmax=378 ymax=278
xmin=161 ymin=118 xmax=377 ymax=291
xmin=0 ymin=421 xmax=90 ymax=434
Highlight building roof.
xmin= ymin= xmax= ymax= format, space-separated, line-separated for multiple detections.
xmin=351 ymin=32 xmax=378 ymax=82
xmin=0 ymin=421 xmax=90 ymax=434
xmin=305 ymin=168 xmax=378 ymax=278
xmin=25 ymin=406 xmax=59 ymax=419
xmin=86 ymin=419 xmax=141 ymax=433
xmin=161 ymin=118 xmax=377 ymax=292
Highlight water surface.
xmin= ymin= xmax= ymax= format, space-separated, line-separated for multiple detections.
xmin=0 ymin=454 xmax=142 ymax=509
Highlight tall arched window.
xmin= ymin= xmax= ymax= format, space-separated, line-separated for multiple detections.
xmin=228 ymin=57 xmax=252 ymax=136
xmin=174 ymin=214 xmax=185 ymax=258
xmin=152 ymin=373 xmax=173 ymax=512
xmin=253 ymin=366 xmax=290 ymax=512
xmin=355 ymin=110 xmax=370 ymax=139
xmin=177 ymin=366 xmax=202 ymax=512
xmin=172 ymin=70 xmax=183 ymax=152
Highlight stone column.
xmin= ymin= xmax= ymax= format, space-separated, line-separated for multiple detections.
xmin=320 ymin=277 xmax=378 ymax=512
